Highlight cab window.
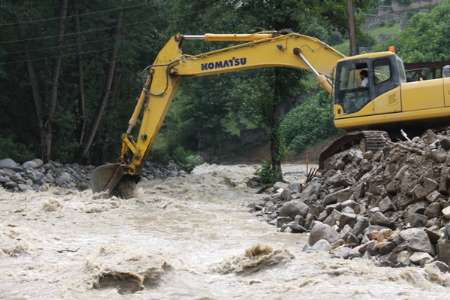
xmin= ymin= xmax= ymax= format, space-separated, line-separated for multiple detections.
xmin=336 ymin=62 xmax=370 ymax=114
xmin=373 ymin=59 xmax=391 ymax=85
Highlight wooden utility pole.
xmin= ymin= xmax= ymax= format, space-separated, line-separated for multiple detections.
xmin=347 ymin=0 xmax=358 ymax=55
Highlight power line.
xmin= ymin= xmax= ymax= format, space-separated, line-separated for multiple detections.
xmin=0 ymin=3 xmax=149 ymax=27
xmin=0 ymin=47 xmax=114 ymax=65
xmin=0 ymin=20 xmax=150 ymax=45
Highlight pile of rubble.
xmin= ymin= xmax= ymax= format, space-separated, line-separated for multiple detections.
xmin=0 ymin=158 xmax=184 ymax=192
xmin=251 ymin=129 xmax=450 ymax=269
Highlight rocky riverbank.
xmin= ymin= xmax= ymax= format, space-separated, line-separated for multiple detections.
xmin=251 ymin=128 xmax=450 ymax=270
xmin=0 ymin=158 xmax=184 ymax=192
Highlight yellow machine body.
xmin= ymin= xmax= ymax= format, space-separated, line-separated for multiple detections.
xmin=91 ymin=31 xmax=450 ymax=195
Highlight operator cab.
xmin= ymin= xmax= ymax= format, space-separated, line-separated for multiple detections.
xmin=334 ymin=52 xmax=406 ymax=115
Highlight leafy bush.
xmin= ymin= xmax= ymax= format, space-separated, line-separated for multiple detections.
xmin=256 ymin=160 xmax=279 ymax=185
xmin=172 ymin=146 xmax=204 ymax=172
xmin=279 ymin=92 xmax=338 ymax=154
xmin=0 ymin=137 xmax=34 ymax=162
xmin=398 ymin=1 xmax=450 ymax=62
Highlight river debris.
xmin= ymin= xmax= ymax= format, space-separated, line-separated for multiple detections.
xmin=87 ymin=246 xmax=172 ymax=295
xmin=251 ymin=128 xmax=450 ymax=269
xmin=212 ymin=244 xmax=294 ymax=275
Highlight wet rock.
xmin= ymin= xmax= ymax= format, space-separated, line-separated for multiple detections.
xmin=272 ymin=188 xmax=291 ymax=202
xmin=324 ymin=209 xmax=341 ymax=227
xmin=22 ymin=159 xmax=43 ymax=169
xmin=55 ymin=172 xmax=73 ymax=186
xmin=440 ymin=138 xmax=450 ymax=151
xmin=341 ymin=200 xmax=360 ymax=213
xmin=427 ymin=190 xmax=442 ymax=202
xmin=425 ymin=202 xmax=442 ymax=219
xmin=339 ymin=212 xmax=357 ymax=228
xmin=431 ymin=150 xmax=447 ymax=163
xmin=273 ymin=182 xmax=289 ymax=190
xmin=330 ymin=246 xmax=354 ymax=259
xmin=437 ymin=238 xmax=450 ymax=265
xmin=410 ymin=252 xmax=433 ymax=266
xmin=279 ymin=201 xmax=309 ymax=219
xmin=399 ymin=228 xmax=434 ymax=255
xmin=17 ymin=184 xmax=31 ymax=192
xmin=378 ymin=196 xmax=394 ymax=212
xmin=442 ymin=207 xmax=450 ymax=219
xmin=396 ymin=250 xmax=412 ymax=267
xmin=284 ymin=222 xmax=307 ymax=233
xmin=375 ymin=241 xmax=397 ymax=255
xmin=0 ymin=158 xmax=19 ymax=169
xmin=426 ymin=261 xmax=449 ymax=273
xmin=352 ymin=216 xmax=369 ymax=236
xmin=309 ymin=239 xmax=331 ymax=252
xmin=301 ymin=179 xmax=321 ymax=197
xmin=425 ymin=228 xmax=441 ymax=245
xmin=276 ymin=217 xmax=291 ymax=228
xmin=308 ymin=221 xmax=339 ymax=246
xmin=407 ymin=213 xmax=428 ymax=228
xmin=370 ymin=211 xmax=394 ymax=228
xmin=323 ymin=188 xmax=352 ymax=205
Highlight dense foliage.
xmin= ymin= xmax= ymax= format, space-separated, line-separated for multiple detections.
xmin=280 ymin=90 xmax=338 ymax=154
xmin=0 ymin=0 xmax=393 ymax=172
xmin=397 ymin=1 xmax=450 ymax=62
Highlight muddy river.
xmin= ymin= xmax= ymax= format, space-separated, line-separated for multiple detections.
xmin=1 ymin=164 xmax=450 ymax=299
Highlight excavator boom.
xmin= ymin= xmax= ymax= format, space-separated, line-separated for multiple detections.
xmin=91 ymin=32 xmax=345 ymax=196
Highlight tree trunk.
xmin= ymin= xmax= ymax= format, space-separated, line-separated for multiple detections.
xmin=75 ymin=3 xmax=87 ymax=146
xmin=16 ymin=17 xmax=47 ymax=160
xmin=270 ymin=69 xmax=283 ymax=182
xmin=347 ymin=0 xmax=358 ymax=55
xmin=42 ymin=0 xmax=69 ymax=161
xmin=81 ymin=9 xmax=123 ymax=159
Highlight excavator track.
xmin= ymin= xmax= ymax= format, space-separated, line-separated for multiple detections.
xmin=319 ymin=130 xmax=390 ymax=170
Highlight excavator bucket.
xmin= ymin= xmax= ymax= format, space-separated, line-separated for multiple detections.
xmin=91 ymin=163 xmax=139 ymax=198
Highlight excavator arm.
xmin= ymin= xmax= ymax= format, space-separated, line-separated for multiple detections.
xmin=91 ymin=32 xmax=344 ymax=196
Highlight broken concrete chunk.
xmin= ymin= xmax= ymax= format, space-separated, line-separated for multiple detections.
xmin=409 ymin=252 xmax=433 ymax=266
xmin=352 ymin=216 xmax=369 ymax=237
xmin=308 ymin=221 xmax=339 ymax=246
xmin=370 ymin=211 xmax=394 ymax=228
xmin=339 ymin=212 xmax=357 ymax=228
xmin=323 ymin=188 xmax=353 ymax=205
xmin=378 ymin=196 xmax=394 ymax=212
xmin=399 ymin=228 xmax=434 ymax=255
xmin=426 ymin=190 xmax=442 ymax=202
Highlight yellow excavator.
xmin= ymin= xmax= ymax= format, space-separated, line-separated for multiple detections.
xmin=91 ymin=31 xmax=450 ymax=197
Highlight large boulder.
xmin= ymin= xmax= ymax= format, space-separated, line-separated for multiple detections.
xmin=308 ymin=221 xmax=339 ymax=246
xmin=0 ymin=158 xmax=19 ymax=169
xmin=279 ymin=201 xmax=309 ymax=219
xmin=22 ymin=159 xmax=43 ymax=169
xmin=55 ymin=171 xmax=73 ymax=186
xmin=399 ymin=228 xmax=434 ymax=255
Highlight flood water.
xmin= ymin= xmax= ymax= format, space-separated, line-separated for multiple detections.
xmin=1 ymin=164 xmax=450 ymax=299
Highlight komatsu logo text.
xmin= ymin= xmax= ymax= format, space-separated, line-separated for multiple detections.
xmin=201 ymin=57 xmax=247 ymax=71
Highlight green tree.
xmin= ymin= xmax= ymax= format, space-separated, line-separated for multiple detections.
xmin=397 ymin=1 xmax=450 ymax=62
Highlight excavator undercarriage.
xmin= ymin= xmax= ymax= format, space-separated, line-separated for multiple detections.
xmin=318 ymin=131 xmax=391 ymax=170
